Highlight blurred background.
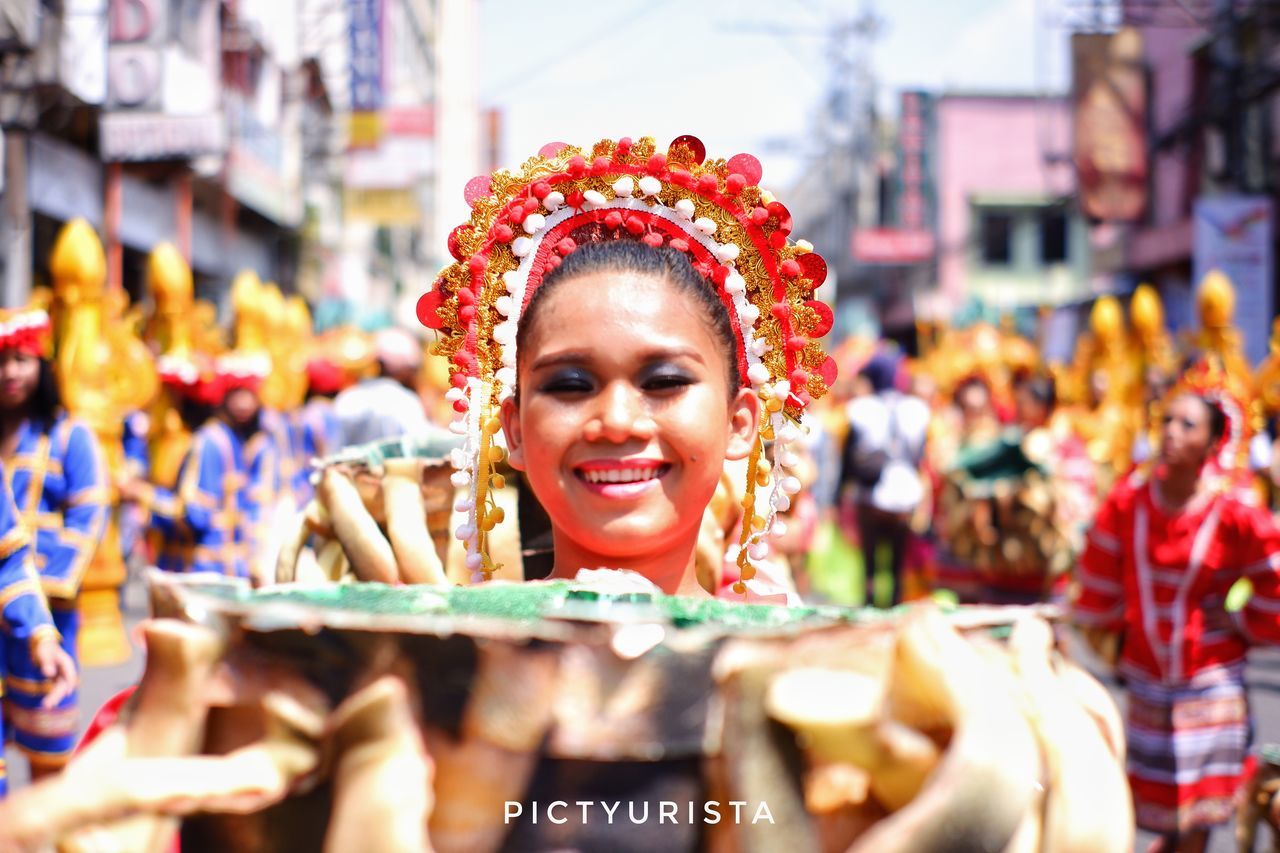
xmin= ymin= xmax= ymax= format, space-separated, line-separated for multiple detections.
xmin=0 ymin=0 xmax=1269 ymax=357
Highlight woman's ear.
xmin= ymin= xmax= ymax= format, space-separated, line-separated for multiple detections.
xmin=724 ymin=387 xmax=761 ymax=461
xmin=499 ymin=395 xmax=526 ymax=471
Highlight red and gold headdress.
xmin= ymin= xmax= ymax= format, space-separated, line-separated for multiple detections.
xmin=0 ymin=308 xmax=51 ymax=358
xmin=214 ymin=351 xmax=272 ymax=396
xmin=1165 ymin=355 xmax=1259 ymax=472
xmin=420 ymin=135 xmax=837 ymax=586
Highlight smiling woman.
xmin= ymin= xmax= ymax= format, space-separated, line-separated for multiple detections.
xmin=420 ymin=135 xmax=838 ymax=600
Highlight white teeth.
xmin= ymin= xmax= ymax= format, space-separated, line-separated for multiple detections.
xmin=583 ymin=467 xmax=662 ymax=485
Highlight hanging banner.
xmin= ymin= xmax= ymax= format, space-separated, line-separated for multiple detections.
xmin=1193 ymin=195 xmax=1273 ymax=365
xmin=1072 ymin=28 xmax=1148 ymax=221
xmin=347 ymin=0 xmax=383 ymax=150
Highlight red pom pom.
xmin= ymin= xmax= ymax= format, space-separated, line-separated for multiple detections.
xmin=566 ymin=155 xmax=587 ymax=178
xmin=555 ymin=237 xmax=577 ymax=255
xmin=523 ymin=197 xmax=540 ymax=214
xmin=453 ymin=398 xmax=470 ymax=413
xmin=616 ymin=137 xmax=633 ymax=155
xmin=668 ymin=168 xmax=692 ymax=188
xmin=450 ymin=372 xmax=468 ymax=389
xmin=725 ymin=174 xmax=747 ymax=195
xmin=591 ymin=156 xmax=610 ymax=175
xmin=566 ymin=190 xmax=585 ymax=209
xmin=642 ymin=233 xmax=664 ymax=248
xmin=647 ymin=153 xmax=667 ymax=174
xmin=508 ymin=205 xmax=527 ymax=225
xmin=492 ymin=223 xmax=514 ymax=243
xmin=794 ymin=390 xmax=812 ymax=407
xmin=779 ymin=259 xmax=802 ymax=278
xmin=766 ymin=200 xmax=787 ymax=218
xmin=604 ymin=211 xmax=625 ymax=230
xmin=467 ymin=255 xmax=488 ymax=273
xmin=625 ymin=215 xmax=646 ymax=236
xmin=669 ymin=238 xmax=690 ymax=253
xmin=710 ymin=265 xmax=730 ymax=285
xmin=786 ymin=336 xmax=807 ymax=352
xmin=453 ymin=351 xmax=476 ymax=370
xmin=767 ymin=201 xmax=793 ymax=234
xmin=769 ymin=231 xmax=788 ymax=249
xmin=458 ymin=305 xmax=477 ymax=323
xmin=416 ymin=290 xmax=445 ymax=330
xmin=771 ymin=303 xmax=791 ymax=321
xmin=789 ymin=369 xmax=809 ymax=387
xmin=457 ymin=287 xmax=477 ymax=305
xmin=546 ymin=255 xmax=562 ymax=270
xmin=696 ymin=173 xmax=719 ymax=195
xmin=531 ymin=181 xmax=552 ymax=200
xmin=749 ymin=207 xmax=769 ymax=226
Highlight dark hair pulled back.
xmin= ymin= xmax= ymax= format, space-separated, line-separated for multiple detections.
xmin=515 ymin=238 xmax=741 ymax=392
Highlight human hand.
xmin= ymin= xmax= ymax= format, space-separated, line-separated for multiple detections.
xmin=32 ymin=635 xmax=78 ymax=709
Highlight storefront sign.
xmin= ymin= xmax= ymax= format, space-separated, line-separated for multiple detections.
xmin=100 ymin=112 xmax=224 ymax=161
xmin=852 ymin=228 xmax=935 ymax=265
xmin=344 ymin=187 xmax=422 ymax=225
xmin=347 ymin=0 xmax=384 ymax=112
xmin=1193 ymin=195 xmax=1273 ymax=364
xmin=1072 ymin=29 xmax=1147 ymax=221
xmin=854 ymin=91 xmax=937 ymax=265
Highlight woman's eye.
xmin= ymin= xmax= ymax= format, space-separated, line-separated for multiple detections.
xmin=643 ymin=372 xmax=694 ymax=391
xmin=539 ymin=371 xmax=594 ymax=394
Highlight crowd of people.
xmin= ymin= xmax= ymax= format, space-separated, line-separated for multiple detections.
xmin=0 ymin=137 xmax=1279 ymax=851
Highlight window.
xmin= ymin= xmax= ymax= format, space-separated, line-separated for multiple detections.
xmin=1040 ymin=209 xmax=1069 ymax=263
xmin=980 ymin=212 xmax=1012 ymax=265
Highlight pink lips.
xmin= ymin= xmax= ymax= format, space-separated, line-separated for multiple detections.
xmin=573 ymin=458 xmax=670 ymax=499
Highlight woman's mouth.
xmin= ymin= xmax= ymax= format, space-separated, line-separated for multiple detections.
xmin=574 ymin=461 xmax=671 ymax=498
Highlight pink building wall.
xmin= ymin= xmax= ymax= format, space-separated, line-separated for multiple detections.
xmin=935 ymin=95 xmax=1074 ymax=310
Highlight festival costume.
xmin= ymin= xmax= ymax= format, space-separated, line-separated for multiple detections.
xmin=0 ymin=459 xmax=58 ymax=797
xmin=421 ymin=136 xmax=836 ymax=592
xmin=0 ymin=309 xmax=108 ymax=766
xmin=1072 ymin=358 xmax=1280 ymax=834
xmin=138 ymin=354 xmax=284 ymax=579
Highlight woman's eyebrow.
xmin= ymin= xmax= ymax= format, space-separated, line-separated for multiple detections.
xmin=530 ymin=345 xmax=707 ymax=370
xmin=529 ymin=350 xmax=590 ymax=370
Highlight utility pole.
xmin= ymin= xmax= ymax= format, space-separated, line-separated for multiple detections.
xmin=0 ymin=47 xmax=35 ymax=309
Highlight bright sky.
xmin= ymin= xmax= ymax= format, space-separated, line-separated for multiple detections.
xmin=478 ymin=0 xmax=1072 ymax=189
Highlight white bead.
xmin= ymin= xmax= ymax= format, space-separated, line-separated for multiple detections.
xmin=470 ymin=571 xmax=486 ymax=584
xmin=493 ymin=323 xmax=515 ymax=345
xmin=449 ymin=448 xmax=468 ymax=469
xmin=638 ymin=176 xmax=661 ymax=197
xmin=544 ymin=191 xmax=565 ymax=211
xmin=495 ymin=295 xmax=513 ymax=317
xmin=747 ymin=363 xmax=771 ymax=386
xmin=749 ymin=541 xmax=770 ymax=561
xmin=502 ymin=271 xmax=520 ymax=292
xmin=498 ymin=387 xmax=515 ymax=403
xmin=724 ymin=272 xmax=746 ymax=294
xmin=771 ymin=519 xmax=788 ymax=537
xmin=779 ymin=423 xmax=801 ymax=444
xmin=675 ymin=199 xmax=696 ymax=220
xmin=501 ymin=352 xmax=516 ymax=369
xmin=714 ymin=242 xmax=740 ymax=263
xmin=449 ymin=419 xmax=468 ymax=435
xmin=780 ymin=476 xmax=802 ymax=496
xmin=445 ymin=387 xmax=465 ymax=402
xmin=750 ymin=337 xmax=770 ymax=356
xmin=450 ymin=471 xmax=471 ymax=488
xmin=776 ymin=493 xmax=791 ymax=512
xmin=455 ymin=499 xmax=473 ymax=513
xmin=780 ymin=450 xmax=800 ymax=469
xmin=496 ymin=366 xmax=516 ymax=387
xmin=466 ymin=553 xmax=483 ymax=570
xmin=740 ymin=303 xmax=760 ymax=324
xmin=760 ymin=189 xmax=776 ymax=205
xmin=512 ymin=236 xmax=533 ymax=257
xmin=612 ymin=177 xmax=635 ymax=197
xmin=455 ymin=523 xmax=476 ymax=541
xmin=772 ymin=380 xmax=792 ymax=399
xmin=522 ymin=213 xmax=546 ymax=234
xmin=583 ymin=190 xmax=607 ymax=208
xmin=694 ymin=217 xmax=717 ymax=236
xmin=795 ymin=239 xmax=814 ymax=252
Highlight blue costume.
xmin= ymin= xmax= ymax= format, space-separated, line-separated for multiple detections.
xmin=2 ymin=415 xmax=107 ymax=766
xmin=290 ymin=398 xmax=341 ymax=506
xmin=0 ymin=459 xmax=59 ymax=797
xmin=142 ymin=418 xmax=285 ymax=579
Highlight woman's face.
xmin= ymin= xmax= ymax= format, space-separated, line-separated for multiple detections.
xmin=1159 ymin=394 xmax=1215 ymax=470
xmin=0 ymin=350 xmax=41 ymax=411
xmin=223 ymin=386 xmax=262 ymax=429
xmin=502 ymin=271 xmax=759 ymax=566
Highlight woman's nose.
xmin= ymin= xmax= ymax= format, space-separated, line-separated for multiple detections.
xmin=586 ymin=382 xmax=655 ymax=443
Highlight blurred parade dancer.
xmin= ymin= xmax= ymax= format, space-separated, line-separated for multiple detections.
xmin=0 ymin=308 xmax=104 ymax=781
xmin=121 ymin=354 xmax=286 ymax=581
xmin=0 ymin=457 xmax=76 ymax=797
xmin=1073 ymin=358 xmax=1280 ymax=852
xmin=334 ymin=327 xmax=431 ymax=447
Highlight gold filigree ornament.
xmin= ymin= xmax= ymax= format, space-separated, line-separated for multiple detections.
xmin=419 ymin=136 xmax=838 ymax=588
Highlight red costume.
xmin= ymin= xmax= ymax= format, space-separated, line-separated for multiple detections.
xmin=1074 ymin=471 xmax=1280 ymax=832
